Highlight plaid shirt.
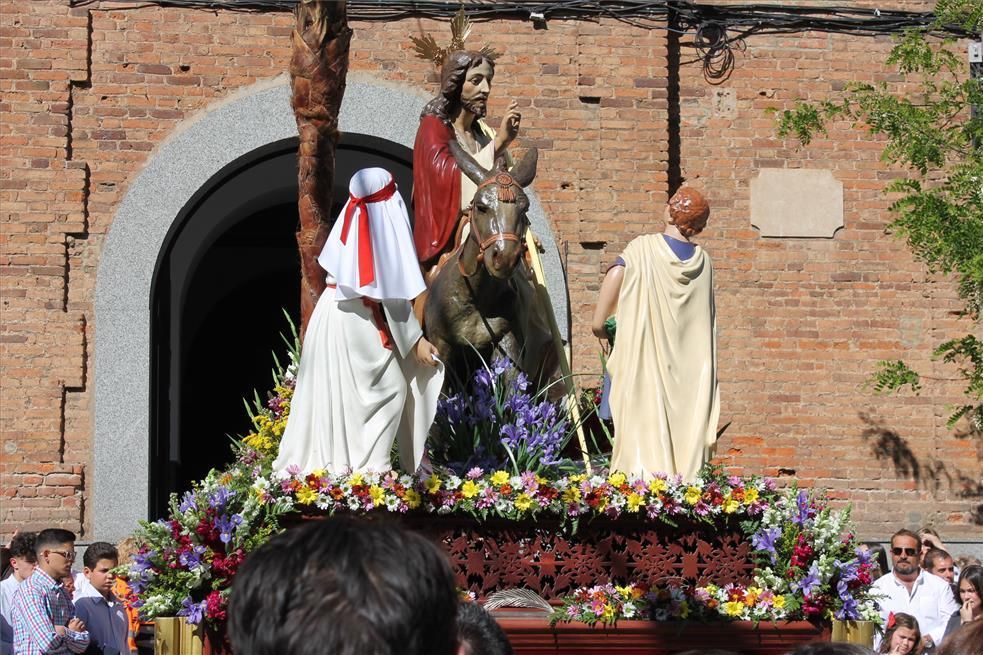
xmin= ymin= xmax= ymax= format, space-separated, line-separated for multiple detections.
xmin=11 ymin=568 xmax=89 ymax=655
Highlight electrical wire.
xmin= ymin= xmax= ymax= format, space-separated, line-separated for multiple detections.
xmin=66 ymin=0 xmax=972 ymax=34
xmin=65 ymin=1 xmax=978 ymax=83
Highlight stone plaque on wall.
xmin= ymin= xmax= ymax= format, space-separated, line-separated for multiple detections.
xmin=750 ymin=169 xmax=843 ymax=238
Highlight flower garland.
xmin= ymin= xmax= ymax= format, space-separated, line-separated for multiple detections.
xmin=550 ymin=487 xmax=883 ymax=627
xmin=550 ymin=582 xmax=794 ymax=626
xmin=270 ymin=467 xmax=774 ymax=525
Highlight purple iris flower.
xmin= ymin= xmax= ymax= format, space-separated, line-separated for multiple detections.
xmin=208 ymin=486 xmax=233 ymax=510
xmin=474 ymin=367 xmax=494 ymax=390
xmin=215 ymin=513 xmax=244 ymax=544
xmin=491 ymin=357 xmax=509 ymax=377
xmin=130 ymin=551 xmax=154 ymax=575
xmin=792 ymin=490 xmax=813 ymax=526
xmin=500 ymin=423 xmax=525 ymax=449
xmin=795 ymin=561 xmax=822 ymax=597
xmin=178 ymin=597 xmax=206 ymax=625
xmin=752 ymin=526 xmax=782 ymax=562
xmin=178 ymin=491 xmax=197 ymax=514
xmin=855 ymin=547 xmax=872 ymax=565
xmin=834 ymin=596 xmax=859 ymax=620
xmin=179 ymin=545 xmax=207 ymax=569
xmin=835 ymin=559 xmax=859 ymax=583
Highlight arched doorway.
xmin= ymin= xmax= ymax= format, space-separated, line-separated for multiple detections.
xmin=94 ymin=77 xmax=565 ymax=541
xmin=149 ymin=134 xmax=413 ymax=517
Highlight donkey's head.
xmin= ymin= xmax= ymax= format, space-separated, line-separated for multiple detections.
xmin=449 ymin=141 xmax=538 ymax=279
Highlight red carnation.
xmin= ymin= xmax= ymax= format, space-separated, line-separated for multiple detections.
xmin=205 ymin=590 xmax=227 ymax=622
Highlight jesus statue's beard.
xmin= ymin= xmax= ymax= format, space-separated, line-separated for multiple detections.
xmin=461 ymin=98 xmax=487 ymax=118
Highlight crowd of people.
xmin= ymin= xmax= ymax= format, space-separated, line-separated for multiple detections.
xmin=865 ymin=528 xmax=982 ymax=655
xmin=0 ymin=529 xmax=139 ymax=655
xmin=1 ymin=521 xmax=980 ymax=655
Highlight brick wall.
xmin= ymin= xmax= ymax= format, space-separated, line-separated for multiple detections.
xmin=672 ymin=25 xmax=979 ymax=537
xmin=1 ymin=1 xmax=978 ymax=542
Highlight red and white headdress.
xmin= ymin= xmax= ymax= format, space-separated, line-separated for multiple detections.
xmin=318 ymin=168 xmax=426 ymax=302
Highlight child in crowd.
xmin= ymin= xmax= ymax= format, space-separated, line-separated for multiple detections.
xmin=74 ymin=542 xmax=131 ymax=654
xmin=879 ymin=612 xmax=923 ymax=655
xmin=1 ymin=531 xmax=37 ymax=655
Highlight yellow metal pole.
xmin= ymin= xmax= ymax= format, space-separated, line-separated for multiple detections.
xmin=525 ymin=230 xmax=592 ymax=475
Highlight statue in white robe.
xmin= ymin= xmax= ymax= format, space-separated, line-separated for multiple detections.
xmin=592 ymin=187 xmax=719 ymax=481
xmin=273 ymin=168 xmax=444 ymax=475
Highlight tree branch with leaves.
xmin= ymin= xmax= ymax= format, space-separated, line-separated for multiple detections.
xmin=773 ymin=0 xmax=982 ymax=432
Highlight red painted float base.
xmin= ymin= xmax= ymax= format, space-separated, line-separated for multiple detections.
xmin=160 ymin=615 xmax=829 ymax=655
xmin=492 ymin=611 xmax=829 ymax=655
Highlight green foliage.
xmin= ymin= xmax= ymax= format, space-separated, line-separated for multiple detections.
xmin=867 ymin=360 xmax=923 ymax=395
xmin=775 ymin=2 xmax=982 ymax=432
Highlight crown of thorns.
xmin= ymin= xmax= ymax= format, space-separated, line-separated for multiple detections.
xmin=410 ymin=6 xmax=501 ymax=67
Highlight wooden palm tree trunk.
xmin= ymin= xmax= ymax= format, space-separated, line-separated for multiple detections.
xmin=290 ymin=0 xmax=351 ymax=334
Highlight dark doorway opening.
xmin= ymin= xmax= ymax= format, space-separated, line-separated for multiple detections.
xmin=149 ymin=134 xmax=413 ymax=518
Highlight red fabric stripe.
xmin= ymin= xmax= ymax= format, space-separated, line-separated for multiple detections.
xmin=339 ymin=178 xmax=397 ymax=287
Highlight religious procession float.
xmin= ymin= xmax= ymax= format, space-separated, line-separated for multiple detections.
xmin=126 ymin=3 xmax=883 ymax=653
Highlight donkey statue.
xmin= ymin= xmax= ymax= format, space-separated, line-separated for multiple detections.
xmin=423 ymin=143 xmax=556 ymax=390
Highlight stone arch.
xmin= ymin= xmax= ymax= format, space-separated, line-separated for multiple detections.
xmin=93 ymin=74 xmax=568 ymax=540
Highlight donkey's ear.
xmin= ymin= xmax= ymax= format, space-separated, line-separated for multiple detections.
xmin=510 ymin=147 xmax=538 ymax=187
xmin=449 ymin=139 xmax=490 ymax=185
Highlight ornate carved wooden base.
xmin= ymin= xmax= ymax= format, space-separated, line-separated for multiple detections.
xmin=400 ymin=514 xmax=755 ymax=601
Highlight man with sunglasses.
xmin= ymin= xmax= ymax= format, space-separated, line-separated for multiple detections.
xmin=11 ymin=529 xmax=89 ymax=654
xmin=871 ymin=529 xmax=960 ymax=651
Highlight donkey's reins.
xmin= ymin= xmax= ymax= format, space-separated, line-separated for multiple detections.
xmin=456 ymin=171 xmax=526 ymax=277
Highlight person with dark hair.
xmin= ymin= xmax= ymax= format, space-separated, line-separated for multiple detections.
xmin=936 ymin=618 xmax=983 ymax=655
xmin=11 ymin=528 xmax=89 ymax=654
xmin=592 ymin=186 xmax=719 ymax=482
xmin=918 ymin=528 xmax=946 ymax=560
xmin=73 ymin=542 xmax=130 ymax=654
xmin=872 ymin=530 xmax=959 ymax=651
xmin=457 ymin=602 xmax=512 ymax=655
xmin=412 ymin=47 xmax=521 ymax=270
xmin=879 ymin=612 xmax=923 ymax=655
xmin=923 ymin=549 xmax=956 ymax=586
xmin=2 ymin=531 xmax=37 ymax=655
xmin=944 ymin=564 xmax=982 ymax=641
xmin=228 ymin=516 xmax=459 ymax=655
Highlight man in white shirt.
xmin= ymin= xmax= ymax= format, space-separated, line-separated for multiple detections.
xmin=872 ymin=529 xmax=960 ymax=650
xmin=72 ymin=543 xmax=130 ymax=655
xmin=1 ymin=531 xmax=37 ymax=655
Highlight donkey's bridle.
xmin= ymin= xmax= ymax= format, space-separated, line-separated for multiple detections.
xmin=457 ymin=172 xmax=527 ymax=277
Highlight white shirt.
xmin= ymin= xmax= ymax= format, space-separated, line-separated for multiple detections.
xmin=72 ymin=585 xmax=130 ymax=655
xmin=0 ymin=575 xmax=23 ymax=655
xmin=871 ymin=569 xmax=960 ymax=647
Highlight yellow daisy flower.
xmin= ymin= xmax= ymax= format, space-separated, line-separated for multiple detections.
xmin=461 ymin=480 xmax=479 ymax=499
